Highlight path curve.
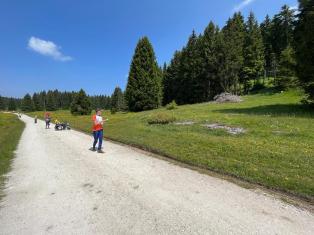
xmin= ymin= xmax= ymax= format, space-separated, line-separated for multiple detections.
xmin=0 ymin=115 xmax=313 ymax=234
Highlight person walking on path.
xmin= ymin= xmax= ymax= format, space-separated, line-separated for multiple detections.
xmin=34 ymin=115 xmax=38 ymax=124
xmin=44 ymin=112 xmax=51 ymax=129
xmin=90 ymin=109 xmax=107 ymax=153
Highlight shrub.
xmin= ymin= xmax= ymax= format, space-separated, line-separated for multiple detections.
xmin=166 ymin=100 xmax=178 ymax=110
xmin=147 ymin=113 xmax=176 ymax=125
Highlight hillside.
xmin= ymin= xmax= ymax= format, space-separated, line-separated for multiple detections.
xmin=29 ymin=89 xmax=314 ymax=199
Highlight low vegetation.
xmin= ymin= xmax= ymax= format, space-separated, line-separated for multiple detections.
xmin=0 ymin=113 xmax=25 ymax=199
xmin=29 ymin=90 xmax=314 ymax=200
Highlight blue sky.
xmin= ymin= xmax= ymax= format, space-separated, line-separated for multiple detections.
xmin=0 ymin=0 xmax=298 ymax=98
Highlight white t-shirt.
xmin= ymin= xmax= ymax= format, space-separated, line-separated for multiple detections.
xmin=96 ymin=115 xmax=103 ymax=124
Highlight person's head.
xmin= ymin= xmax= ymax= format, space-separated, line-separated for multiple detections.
xmin=96 ymin=108 xmax=102 ymax=116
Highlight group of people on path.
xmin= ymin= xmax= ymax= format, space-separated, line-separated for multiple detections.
xmin=41 ymin=109 xmax=107 ymax=154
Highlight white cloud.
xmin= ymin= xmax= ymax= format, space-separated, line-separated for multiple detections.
xmin=289 ymin=5 xmax=298 ymax=11
xmin=233 ymin=0 xmax=256 ymax=12
xmin=28 ymin=36 xmax=73 ymax=62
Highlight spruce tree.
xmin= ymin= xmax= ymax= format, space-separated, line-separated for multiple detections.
xmin=21 ymin=94 xmax=34 ymax=112
xmin=70 ymin=89 xmax=92 ymax=115
xmin=295 ymin=0 xmax=314 ymax=103
xmin=242 ymin=12 xmax=265 ymax=93
xmin=8 ymin=98 xmax=17 ymax=111
xmin=125 ymin=37 xmax=162 ymax=111
xmin=0 ymin=96 xmax=5 ymax=110
xmin=220 ymin=13 xmax=245 ymax=94
xmin=261 ymin=15 xmax=274 ymax=77
xmin=46 ymin=91 xmax=57 ymax=111
xmin=32 ymin=93 xmax=43 ymax=111
xmin=162 ymin=51 xmax=183 ymax=105
xmin=200 ymin=22 xmax=223 ymax=99
xmin=271 ymin=5 xmax=296 ymax=58
xmin=276 ymin=45 xmax=297 ymax=90
xmin=111 ymin=87 xmax=126 ymax=112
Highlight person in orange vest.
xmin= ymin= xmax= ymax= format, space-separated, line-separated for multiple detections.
xmin=90 ymin=108 xmax=107 ymax=153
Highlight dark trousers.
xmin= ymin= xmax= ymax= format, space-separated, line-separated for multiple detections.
xmin=93 ymin=130 xmax=103 ymax=150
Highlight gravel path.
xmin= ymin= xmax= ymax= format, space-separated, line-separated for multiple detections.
xmin=0 ymin=115 xmax=313 ymax=235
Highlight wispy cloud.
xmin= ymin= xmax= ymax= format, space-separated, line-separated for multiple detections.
xmin=28 ymin=36 xmax=73 ymax=62
xmin=289 ymin=5 xmax=298 ymax=11
xmin=233 ymin=0 xmax=256 ymax=12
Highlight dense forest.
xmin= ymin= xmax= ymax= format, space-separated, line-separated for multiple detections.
xmin=1 ymin=1 xmax=313 ymax=114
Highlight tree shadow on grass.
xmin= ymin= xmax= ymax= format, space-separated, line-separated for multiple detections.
xmin=215 ymin=104 xmax=314 ymax=118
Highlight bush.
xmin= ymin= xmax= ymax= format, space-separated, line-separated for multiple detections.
xmin=274 ymin=76 xmax=299 ymax=91
xmin=147 ymin=113 xmax=176 ymax=125
xmin=166 ymin=100 xmax=178 ymax=110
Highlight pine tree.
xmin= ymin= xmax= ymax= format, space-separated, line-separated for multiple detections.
xmin=220 ymin=12 xmax=245 ymax=94
xmin=242 ymin=12 xmax=265 ymax=93
xmin=260 ymin=15 xmax=273 ymax=78
xmin=8 ymin=98 xmax=17 ymax=111
xmin=275 ymin=45 xmax=297 ymax=90
xmin=21 ymin=94 xmax=34 ymax=112
xmin=271 ymin=5 xmax=296 ymax=58
xmin=32 ymin=93 xmax=43 ymax=111
xmin=111 ymin=87 xmax=126 ymax=113
xmin=125 ymin=37 xmax=162 ymax=111
xmin=295 ymin=0 xmax=314 ymax=103
xmin=0 ymin=96 xmax=5 ymax=110
xmin=162 ymin=51 xmax=183 ymax=105
xmin=46 ymin=91 xmax=57 ymax=111
xmin=176 ymin=30 xmax=204 ymax=104
xmin=200 ymin=22 xmax=223 ymax=99
xmin=70 ymin=89 xmax=92 ymax=115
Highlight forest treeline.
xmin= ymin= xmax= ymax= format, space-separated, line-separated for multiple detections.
xmin=1 ymin=1 xmax=313 ymax=113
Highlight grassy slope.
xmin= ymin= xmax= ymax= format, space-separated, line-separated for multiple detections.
xmin=0 ymin=113 xmax=25 ymax=199
xmin=29 ymin=90 xmax=314 ymax=199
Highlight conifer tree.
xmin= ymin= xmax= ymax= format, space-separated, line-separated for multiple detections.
xmin=21 ymin=94 xmax=34 ymax=112
xmin=295 ymin=0 xmax=314 ymax=103
xmin=8 ymin=98 xmax=17 ymax=111
xmin=0 ymin=96 xmax=5 ymax=110
xmin=261 ymin=15 xmax=274 ymax=77
xmin=46 ymin=90 xmax=57 ymax=111
xmin=70 ymin=89 xmax=92 ymax=115
xmin=242 ymin=12 xmax=265 ymax=93
xmin=220 ymin=12 xmax=245 ymax=94
xmin=125 ymin=37 xmax=162 ymax=111
xmin=32 ymin=93 xmax=42 ymax=111
xmin=111 ymin=86 xmax=126 ymax=112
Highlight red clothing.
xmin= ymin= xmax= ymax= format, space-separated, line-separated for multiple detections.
xmin=92 ymin=114 xmax=103 ymax=131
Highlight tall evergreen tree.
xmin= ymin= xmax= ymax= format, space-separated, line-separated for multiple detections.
xmin=70 ymin=89 xmax=92 ymax=115
xmin=32 ymin=93 xmax=42 ymax=111
xmin=220 ymin=12 xmax=245 ymax=93
xmin=111 ymin=87 xmax=126 ymax=112
xmin=260 ymin=14 xmax=274 ymax=77
xmin=200 ymin=23 xmax=224 ymax=99
xmin=0 ymin=96 xmax=5 ymax=110
xmin=21 ymin=94 xmax=34 ymax=112
xmin=162 ymin=51 xmax=183 ymax=105
xmin=271 ymin=5 xmax=296 ymax=58
xmin=125 ymin=37 xmax=162 ymax=111
xmin=176 ymin=30 xmax=204 ymax=104
xmin=46 ymin=90 xmax=57 ymax=111
xmin=295 ymin=0 xmax=314 ymax=103
xmin=275 ymin=45 xmax=297 ymax=89
xmin=8 ymin=98 xmax=17 ymax=111
xmin=242 ymin=12 xmax=265 ymax=93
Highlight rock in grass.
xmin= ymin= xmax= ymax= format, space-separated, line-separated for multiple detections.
xmin=214 ymin=93 xmax=243 ymax=103
xmin=202 ymin=123 xmax=245 ymax=135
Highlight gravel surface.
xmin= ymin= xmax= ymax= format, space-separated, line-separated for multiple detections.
xmin=0 ymin=115 xmax=313 ymax=235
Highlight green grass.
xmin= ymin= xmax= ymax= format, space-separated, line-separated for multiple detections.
xmin=29 ymin=89 xmax=314 ymax=200
xmin=0 ymin=113 xmax=25 ymax=199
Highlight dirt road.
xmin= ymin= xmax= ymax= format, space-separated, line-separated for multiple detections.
xmin=0 ymin=115 xmax=313 ymax=234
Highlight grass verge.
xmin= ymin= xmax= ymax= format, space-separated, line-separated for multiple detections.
xmin=0 ymin=113 xmax=25 ymax=200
